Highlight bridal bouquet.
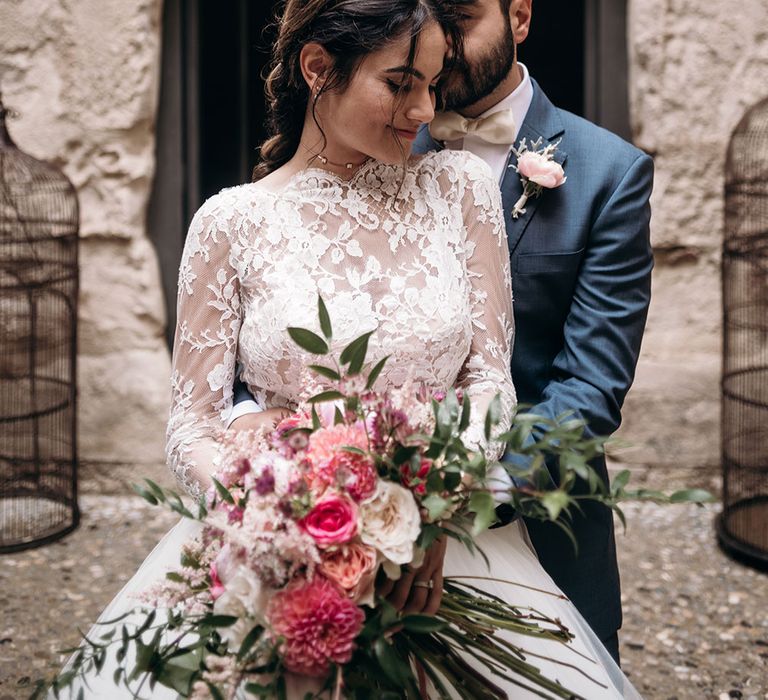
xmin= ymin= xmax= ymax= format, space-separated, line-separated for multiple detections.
xmin=40 ymin=299 xmax=711 ymax=700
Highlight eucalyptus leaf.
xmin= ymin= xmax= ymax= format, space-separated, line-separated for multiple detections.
xmin=468 ymin=491 xmax=496 ymax=535
xmin=287 ymin=327 xmax=328 ymax=355
xmin=610 ymin=469 xmax=631 ymax=494
xmin=669 ymin=488 xmax=715 ymax=504
xmin=340 ymin=330 xmax=374 ymax=366
xmin=374 ymin=638 xmax=409 ymax=685
xmin=307 ymin=364 xmax=341 ymax=381
xmin=459 ymin=396 xmax=471 ymax=432
xmin=144 ymin=479 xmax=167 ymax=502
xmin=202 ymin=615 xmax=239 ymax=628
xmin=307 ymin=390 xmax=345 ymax=404
xmin=318 ymin=296 xmax=333 ymax=339
xmin=347 ymin=336 xmax=372 ymax=376
xmin=421 ymin=494 xmax=449 ymax=521
xmin=237 ymin=625 xmax=265 ymax=661
xmin=211 ymin=477 xmax=235 ymax=505
xmin=366 ymin=355 xmax=389 ymax=390
xmin=541 ymin=490 xmax=570 ymax=521
xmin=401 ymin=615 xmax=447 ymax=634
xmin=132 ymin=484 xmax=158 ymax=506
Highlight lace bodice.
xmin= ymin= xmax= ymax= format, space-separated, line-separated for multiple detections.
xmin=166 ymin=150 xmax=516 ymax=497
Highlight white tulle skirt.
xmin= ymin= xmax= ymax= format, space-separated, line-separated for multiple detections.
xmin=56 ymin=517 xmax=640 ymax=699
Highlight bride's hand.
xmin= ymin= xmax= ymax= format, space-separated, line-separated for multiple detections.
xmin=378 ymin=536 xmax=447 ymax=616
xmin=229 ymin=408 xmax=289 ymax=432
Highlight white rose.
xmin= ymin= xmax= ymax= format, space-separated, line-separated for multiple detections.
xmin=213 ymin=568 xmax=269 ymax=649
xmin=360 ymin=481 xmax=422 ymax=571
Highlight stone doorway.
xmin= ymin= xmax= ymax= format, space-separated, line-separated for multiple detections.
xmin=148 ymin=0 xmax=629 ymax=344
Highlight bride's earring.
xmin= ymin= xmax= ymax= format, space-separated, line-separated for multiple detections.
xmin=312 ymin=80 xmax=323 ymax=104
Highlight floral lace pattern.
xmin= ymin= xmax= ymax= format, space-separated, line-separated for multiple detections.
xmin=167 ymin=150 xmax=516 ymax=497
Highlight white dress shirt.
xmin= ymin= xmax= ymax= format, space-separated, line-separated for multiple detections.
xmin=445 ymin=62 xmax=534 ymax=183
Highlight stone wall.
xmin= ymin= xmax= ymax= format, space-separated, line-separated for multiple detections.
xmin=3 ymin=0 xmax=766 ymax=488
xmin=621 ymin=0 xmax=768 ymax=471
xmin=0 ymin=0 xmax=173 ymax=492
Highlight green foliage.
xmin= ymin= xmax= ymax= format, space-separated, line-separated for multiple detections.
xmin=39 ymin=295 xmax=715 ymax=700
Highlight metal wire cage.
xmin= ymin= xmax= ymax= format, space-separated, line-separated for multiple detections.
xmin=0 ymin=92 xmax=79 ymax=552
xmin=717 ymin=96 xmax=768 ymax=571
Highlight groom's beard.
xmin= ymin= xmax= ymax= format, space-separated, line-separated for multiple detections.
xmin=441 ymin=23 xmax=516 ymax=111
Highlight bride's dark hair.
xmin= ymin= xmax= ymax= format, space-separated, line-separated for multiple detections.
xmin=253 ymin=0 xmax=461 ymax=180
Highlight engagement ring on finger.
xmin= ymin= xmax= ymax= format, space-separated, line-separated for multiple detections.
xmin=413 ymin=581 xmax=434 ymax=589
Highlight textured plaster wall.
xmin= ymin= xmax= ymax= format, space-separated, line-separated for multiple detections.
xmin=0 ymin=0 xmax=172 ymax=490
xmin=621 ymin=0 xmax=768 ymax=470
xmin=3 ymin=0 xmax=765 ymax=488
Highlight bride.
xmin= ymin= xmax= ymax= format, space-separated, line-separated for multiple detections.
xmin=61 ymin=0 xmax=640 ymax=697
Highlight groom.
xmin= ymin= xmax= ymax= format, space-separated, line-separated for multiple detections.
xmin=422 ymin=0 xmax=654 ymax=663
xmin=230 ymin=0 xmax=653 ymax=664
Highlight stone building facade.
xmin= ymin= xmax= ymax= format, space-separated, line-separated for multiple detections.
xmin=1 ymin=0 xmax=766 ymax=490
xmin=621 ymin=0 xmax=768 ymax=471
xmin=0 ymin=0 xmax=171 ymax=490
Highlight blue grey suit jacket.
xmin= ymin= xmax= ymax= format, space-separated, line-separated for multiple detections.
xmin=233 ymin=79 xmax=653 ymax=642
xmin=412 ymin=80 xmax=654 ymax=641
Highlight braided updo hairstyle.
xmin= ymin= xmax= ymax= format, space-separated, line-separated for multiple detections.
xmin=253 ymin=0 xmax=463 ymax=180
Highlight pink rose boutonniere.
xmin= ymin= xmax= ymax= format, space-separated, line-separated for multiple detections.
xmin=510 ymin=137 xmax=567 ymax=219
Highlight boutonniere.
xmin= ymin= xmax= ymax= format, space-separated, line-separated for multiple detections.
xmin=509 ymin=137 xmax=567 ymax=219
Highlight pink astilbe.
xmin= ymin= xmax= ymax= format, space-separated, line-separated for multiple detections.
xmin=205 ymin=506 xmax=321 ymax=589
xmin=267 ymin=577 xmax=365 ymax=677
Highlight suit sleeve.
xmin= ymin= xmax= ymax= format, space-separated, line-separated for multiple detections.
xmin=531 ymin=153 xmax=654 ymax=441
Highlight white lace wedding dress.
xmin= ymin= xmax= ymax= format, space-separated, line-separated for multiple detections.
xmin=62 ymin=150 xmax=640 ymax=699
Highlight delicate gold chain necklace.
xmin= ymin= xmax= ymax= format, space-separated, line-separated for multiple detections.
xmin=316 ymin=153 xmax=370 ymax=171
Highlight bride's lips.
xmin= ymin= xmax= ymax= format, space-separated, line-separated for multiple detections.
xmin=393 ymin=127 xmax=419 ymax=141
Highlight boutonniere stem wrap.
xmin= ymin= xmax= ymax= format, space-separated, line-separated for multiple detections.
xmin=509 ymin=137 xmax=566 ymax=219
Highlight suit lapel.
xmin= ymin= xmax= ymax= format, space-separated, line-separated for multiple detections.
xmin=501 ymin=80 xmax=567 ymax=255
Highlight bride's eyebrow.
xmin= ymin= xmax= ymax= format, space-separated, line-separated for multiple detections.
xmin=383 ymin=66 xmax=441 ymax=82
xmin=384 ymin=66 xmax=426 ymax=81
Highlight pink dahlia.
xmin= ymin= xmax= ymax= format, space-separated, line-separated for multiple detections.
xmin=267 ymin=577 xmax=365 ymax=677
xmin=307 ymin=423 xmax=377 ymax=501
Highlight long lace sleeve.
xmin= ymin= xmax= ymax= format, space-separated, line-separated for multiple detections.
xmin=166 ymin=193 xmax=242 ymax=498
xmin=451 ymin=154 xmax=517 ymax=463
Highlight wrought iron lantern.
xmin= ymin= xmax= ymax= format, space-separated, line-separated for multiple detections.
xmin=0 ymin=92 xmax=80 ymax=552
xmin=717 ymin=96 xmax=768 ymax=571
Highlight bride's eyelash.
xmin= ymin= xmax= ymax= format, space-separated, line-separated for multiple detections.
xmin=385 ymin=79 xmax=438 ymax=95
xmin=386 ymin=78 xmax=409 ymax=94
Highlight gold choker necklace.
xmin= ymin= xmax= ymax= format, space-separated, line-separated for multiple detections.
xmin=317 ymin=154 xmax=369 ymax=171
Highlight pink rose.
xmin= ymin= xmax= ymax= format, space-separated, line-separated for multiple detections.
xmin=300 ymin=494 xmax=359 ymax=547
xmin=319 ymin=543 xmax=379 ymax=606
xmin=517 ymin=151 xmax=566 ymax=189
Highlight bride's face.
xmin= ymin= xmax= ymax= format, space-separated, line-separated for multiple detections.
xmin=318 ymin=20 xmax=447 ymax=164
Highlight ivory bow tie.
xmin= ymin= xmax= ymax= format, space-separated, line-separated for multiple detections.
xmin=429 ymin=109 xmax=517 ymax=145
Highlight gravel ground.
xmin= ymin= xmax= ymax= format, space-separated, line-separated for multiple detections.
xmin=1 ymin=487 xmax=766 ymax=699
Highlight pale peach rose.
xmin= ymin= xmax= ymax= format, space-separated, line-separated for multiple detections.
xmin=360 ymin=481 xmax=421 ymax=571
xmin=319 ymin=543 xmax=379 ymax=606
xmin=517 ymin=151 xmax=566 ymax=189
